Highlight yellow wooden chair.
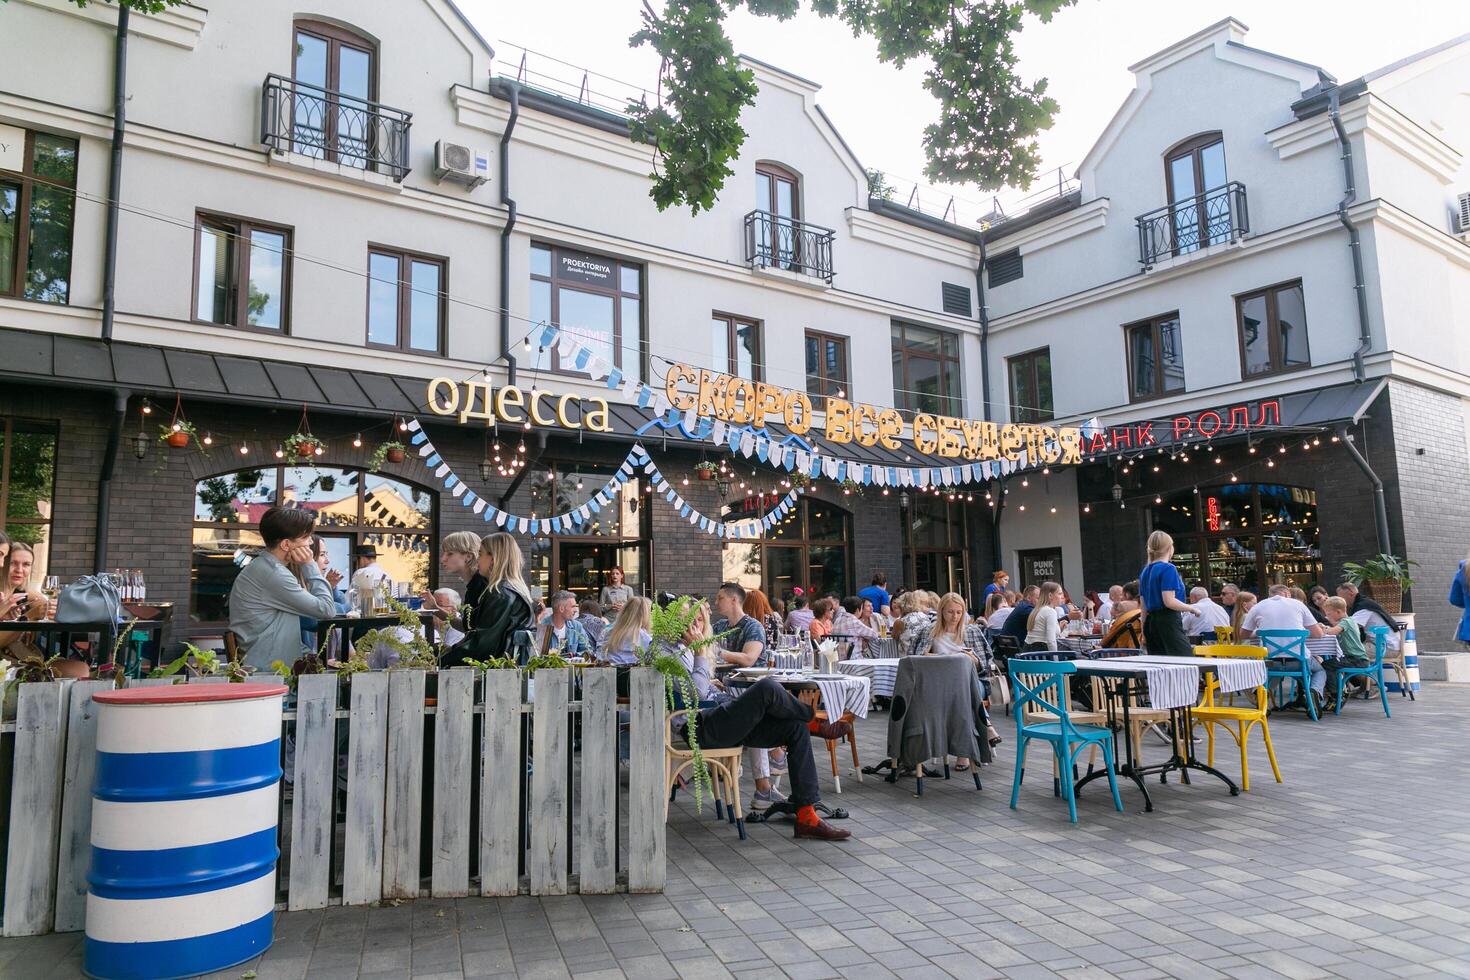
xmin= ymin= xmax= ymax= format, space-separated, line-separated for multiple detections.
xmin=665 ymin=710 xmax=747 ymax=838
xmin=1190 ymin=645 xmax=1282 ymax=792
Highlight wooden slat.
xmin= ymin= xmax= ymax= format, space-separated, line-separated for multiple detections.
xmin=383 ymin=669 xmax=426 ymax=899
xmin=342 ymin=672 xmax=388 ymax=906
xmin=191 ymin=676 xmax=230 ymax=685
xmin=479 ymin=669 xmax=521 ymax=897
xmin=2 ymin=681 xmax=71 ymax=936
xmin=578 ymin=669 xmax=617 ymax=894
xmin=53 ymin=680 xmax=112 ymax=933
xmin=627 ymin=668 xmax=667 ymax=893
xmin=132 ymin=677 xmax=176 ymax=687
xmin=430 ymin=668 xmax=474 ymax=897
xmin=528 ymin=669 xmax=569 ymax=896
xmin=287 ymin=672 xmax=337 ymax=911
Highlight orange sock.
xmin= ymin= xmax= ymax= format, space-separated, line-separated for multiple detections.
xmin=807 ymin=719 xmax=822 ymax=734
xmin=796 ymin=804 xmax=819 ymax=827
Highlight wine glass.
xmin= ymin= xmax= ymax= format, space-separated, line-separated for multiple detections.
xmin=42 ymin=575 xmax=60 ymax=599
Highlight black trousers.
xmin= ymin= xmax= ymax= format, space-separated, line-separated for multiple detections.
xmin=1142 ymin=608 xmax=1193 ymax=656
xmin=695 ymin=677 xmax=820 ymax=807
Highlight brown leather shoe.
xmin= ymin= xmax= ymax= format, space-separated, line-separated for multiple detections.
xmin=810 ymin=719 xmax=852 ymax=741
xmin=794 ymin=817 xmax=851 ymax=841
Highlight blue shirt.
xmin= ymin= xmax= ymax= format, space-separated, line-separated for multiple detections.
xmin=858 ymin=585 xmax=891 ymax=612
xmin=712 ymin=614 xmax=768 ymax=667
xmin=1139 ymin=561 xmax=1187 ymax=613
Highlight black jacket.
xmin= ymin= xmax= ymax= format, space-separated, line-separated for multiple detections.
xmin=445 ymin=582 xmax=533 ymax=667
xmin=460 ymin=573 xmax=488 ymax=630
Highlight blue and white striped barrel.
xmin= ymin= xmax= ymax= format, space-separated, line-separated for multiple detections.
xmin=1392 ymin=613 xmax=1420 ymax=693
xmin=85 ymin=683 xmax=287 ymax=980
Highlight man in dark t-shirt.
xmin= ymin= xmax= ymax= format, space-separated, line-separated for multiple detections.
xmin=711 ymin=582 xmax=768 ymax=667
xmin=1000 ymin=585 xmax=1041 ymax=646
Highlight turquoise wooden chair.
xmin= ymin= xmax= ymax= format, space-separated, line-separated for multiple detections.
xmin=1335 ymin=626 xmax=1392 ymax=718
xmin=1258 ymin=629 xmax=1318 ymax=721
xmin=1008 ymin=659 xmax=1123 ymax=823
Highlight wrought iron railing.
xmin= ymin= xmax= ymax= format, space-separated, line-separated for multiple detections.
xmin=1136 ymin=182 xmax=1248 ymax=266
xmin=744 ymin=210 xmax=835 ymax=283
xmin=261 ymin=74 xmax=412 ymax=182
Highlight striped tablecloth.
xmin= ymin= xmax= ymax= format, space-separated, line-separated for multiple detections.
xmin=1237 ymin=637 xmax=1343 ymax=659
xmin=1126 ymin=655 xmax=1267 ymax=694
xmin=729 ymin=670 xmax=871 ymax=720
xmin=862 ymin=637 xmax=900 ymax=659
xmin=835 ymin=658 xmax=900 ymax=698
xmin=1072 ymin=659 xmax=1201 ymax=710
xmin=1059 ymin=635 xmax=1103 ymax=656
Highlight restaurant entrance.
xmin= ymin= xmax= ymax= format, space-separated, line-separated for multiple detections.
xmin=554 ymin=541 xmax=647 ymax=605
xmin=1150 ymin=483 xmax=1322 ymax=592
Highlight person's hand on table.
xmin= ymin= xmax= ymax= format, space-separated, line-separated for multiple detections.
xmin=0 ymin=591 xmax=21 ymax=621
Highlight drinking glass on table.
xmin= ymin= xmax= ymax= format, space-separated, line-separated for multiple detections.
xmin=42 ymin=575 xmax=60 ymax=600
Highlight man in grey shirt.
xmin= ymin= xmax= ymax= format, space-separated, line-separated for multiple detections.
xmin=230 ymin=506 xmax=339 ymax=670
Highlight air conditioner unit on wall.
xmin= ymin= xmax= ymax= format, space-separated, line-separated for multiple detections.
xmin=1456 ymin=191 xmax=1470 ymax=243
xmin=434 ymin=140 xmax=489 ymax=188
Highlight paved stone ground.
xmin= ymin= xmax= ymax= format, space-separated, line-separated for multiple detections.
xmin=7 ymin=683 xmax=1469 ymax=980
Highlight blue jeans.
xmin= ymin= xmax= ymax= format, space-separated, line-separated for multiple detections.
xmin=1270 ymin=655 xmax=1325 ymax=696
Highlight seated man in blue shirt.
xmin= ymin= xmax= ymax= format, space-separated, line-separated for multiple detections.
xmin=999 ymin=584 xmax=1040 ymax=648
xmin=858 ymin=571 xmax=892 ymax=619
xmin=710 ymin=582 xmax=768 ymax=668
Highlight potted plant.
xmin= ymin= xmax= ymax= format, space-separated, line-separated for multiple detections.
xmin=1342 ymin=554 xmax=1418 ymax=614
xmin=370 ymin=439 xmax=407 ymax=471
xmin=159 ymin=420 xmax=200 ymax=449
xmin=694 ymin=460 xmax=718 ymax=481
xmin=838 ymin=478 xmax=864 ymax=497
xmin=789 ymin=471 xmax=812 ymax=489
xmin=285 ymin=431 xmax=322 ymax=463
xmin=3 ymin=649 xmax=65 ymax=720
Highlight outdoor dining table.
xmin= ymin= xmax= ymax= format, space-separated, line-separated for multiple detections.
xmin=0 ymin=619 xmax=165 ymax=672
xmin=835 ymin=657 xmax=900 ymax=699
xmin=312 ymin=612 xmax=438 ymax=658
xmin=1071 ymin=653 xmax=1266 ymax=811
xmin=726 ymin=669 xmax=872 ymax=722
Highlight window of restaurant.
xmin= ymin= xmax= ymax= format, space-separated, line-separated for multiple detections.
xmin=891 ymin=321 xmax=961 ymax=417
xmin=367 ymin=246 xmax=446 ymax=354
xmin=1237 ymin=280 xmax=1309 ymax=378
xmin=721 ymin=496 xmax=851 ymax=604
xmin=531 ymin=243 xmax=643 ymax=383
xmin=522 ymin=460 xmax=649 ymax=605
xmin=754 ymin=162 xmax=801 ymax=271
xmin=1007 ymin=346 xmax=1053 ymax=423
xmin=1125 ymin=313 xmax=1185 ymax=401
xmin=291 ymin=19 xmax=377 ymax=169
xmin=1149 ymin=483 xmax=1321 ymax=594
xmin=0 ymin=419 xmax=58 ymax=585
xmin=0 ymin=127 xmax=77 ymax=303
xmin=804 ymin=330 xmax=848 ymax=399
xmin=902 ymin=494 xmax=969 ymax=602
xmin=1165 ymin=132 xmax=1228 ymax=254
xmin=190 ymin=465 xmax=434 ymax=624
xmin=193 ymin=213 xmax=291 ymax=332
xmin=711 ymin=313 xmax=762 ymax=381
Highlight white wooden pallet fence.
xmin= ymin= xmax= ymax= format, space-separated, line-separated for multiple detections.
xmin=0 ymin=667 xmax=668 ymax=937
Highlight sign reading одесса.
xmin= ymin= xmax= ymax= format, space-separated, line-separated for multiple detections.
xmin=425 ymin=378 xmax=614 ymax=432
xmin=663 ymin=363 xmax=1082 ymax=465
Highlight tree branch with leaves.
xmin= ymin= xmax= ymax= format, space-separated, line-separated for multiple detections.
xmin=627 ymin=0 xmax=1076 ymax=214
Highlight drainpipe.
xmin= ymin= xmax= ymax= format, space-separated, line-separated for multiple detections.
xmin=1327 ymin=89 xmax=1372 ymax=382
xmin=976 ymin=231 xmax=992 ymax=421
xmin=95 ymin=7 xmax=130 ymax=573
xmin=1337 ymin=423 xmax=1390 ymax=556
xmin=497 ymin=79 xmax=520 ymax=386
xmin=100 ymin=5 xmax=128 ymax=344
xmin=989 ymin=477 xmax=1006 ymax=572
xmin=93 ymin=390 xmax=129 ymax=574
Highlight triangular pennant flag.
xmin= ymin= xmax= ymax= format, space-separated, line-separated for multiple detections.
xmin=495 ymin=510 xmax=507 ymax=527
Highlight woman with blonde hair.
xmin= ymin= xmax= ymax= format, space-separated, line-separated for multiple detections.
xmin=913 ymin=592 xmax=995 ymax=770
xmin=1138 ymin=530 xmax=1199 ymax=656
xmin=600 ymin=596 xmax=651 ymax=666
xmin=1023 ymin=582 xmax=1065 ymax=652
xmin=438 ymin=530 xmax=487 ymax=614
xmin=1230 ymin=590 xmax=1258 ymax=641
xmin=445 ymin=532 xmax=534 ymax=666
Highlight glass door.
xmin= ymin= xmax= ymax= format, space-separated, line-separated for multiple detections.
xmin=293 ymin=23 xmax=375 ymax=168
xmin=1166 ymin=136 xmax=1226 ymax=254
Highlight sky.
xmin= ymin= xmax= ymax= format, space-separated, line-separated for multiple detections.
xmin=459 ymin=1 xmax=1470 ymax=224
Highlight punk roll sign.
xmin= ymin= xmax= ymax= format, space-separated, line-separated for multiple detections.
xmin=663 ymin=362 xmax=1082 ymax=466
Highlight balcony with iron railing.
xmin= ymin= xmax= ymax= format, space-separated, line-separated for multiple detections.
xmin=744 ymin=210 xmax=835 ymax=284
xmin=261 ymin=74 xmax=413 ymax=182
xmin=1136 ymin=181 xmax=1248 ymax=267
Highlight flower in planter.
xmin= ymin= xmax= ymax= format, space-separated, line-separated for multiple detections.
xmin=284 ymin=431 xmax=323 ymax=463
xmin=370 ymin=440 xmax=408 ymax=472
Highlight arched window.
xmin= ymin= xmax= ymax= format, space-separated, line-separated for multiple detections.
xmin=291 ymin=19 xmax=378 ymax=168
xmin=1163 ymin=132 xmax=1228 ymax=254
xmin=191 ymin=464 xmax=434 ymax=624
xmin=754 ymin=162 xmax=802 ymax=271
xmin=721 ymin=495 xmax=851 ymax=603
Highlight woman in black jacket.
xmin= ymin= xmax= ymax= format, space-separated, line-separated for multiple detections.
xmin=443 ymin=532 xmax=534 ymax=667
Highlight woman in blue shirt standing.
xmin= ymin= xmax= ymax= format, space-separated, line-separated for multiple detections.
xmin=1138 ymin=530 xmax=1201 ymax=657
xmin=1451 ymin=552 xmax=1470 ymax=649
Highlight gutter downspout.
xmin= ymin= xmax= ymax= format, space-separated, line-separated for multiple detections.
xmin=1327 ymin=88 xmax=1372 ymax=382
xmin=96 ymin=6 xmax=129 ymax=574
xmin=976 ymin=231 xmax=992 ymax=421
xmin=1337 ymin=423 xmax=1390 ymax=556
xmin=498 ymin=80 xmax=520 ymax=386
xmin=989 ymin=477 xmax=1006 ymax=573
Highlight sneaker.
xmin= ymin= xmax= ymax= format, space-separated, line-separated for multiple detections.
xmin=751 ymin=789 xmax=787 ymax=813
xmin=767 ymin=750 xmax=789 ymax=775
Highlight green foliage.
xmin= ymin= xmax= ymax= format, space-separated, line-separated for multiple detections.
xmin=149 ymin=639 xmax=252 ymax=681
xmin=355 ymin=595 xmax=438 ymax=670
xmin=369 ymin=440 xmax=406 ymax=472
xmin=524 ymin=651 xmax=569 ymax=674
xmin=1342 ymin=554 xmax=1418 ymax=591
xmin=462 ymin=656 xmax=518 ymax=670
xmin=2 ymin=428 xmax=55 ymax=546
xmin=284 ymin=432 xmax=321 ymax=464
xmin=866 ymin=168 xmax=897 ymax=201
xmin=61 ymin=0 xmax=185 ymax=11
xmin=629 ymin=1 xmax=1076 ymax=213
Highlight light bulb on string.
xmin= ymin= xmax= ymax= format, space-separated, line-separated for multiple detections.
xmin=1154 ymin=495 xmax=1162 ymax=504
xmin=1050 ymin=506 xmax=1057 ymax=514
xmin=238 ymin=445 xmax=249 ymax=455
xmin=274 ymin=446 xmax=285 ymax=459
xmin=202 ymin=432 xmax=213 ymax=446
xmin=1267 ymin=458 xmax=1276 ymax=468
xmin=1083 ymin=503 xmax=1091 ymax=513
xmin=353 ymin=433 xmax=363 ymax=448
xmin=1152 ymin=464 xmax=1160 ymax=473
xmin=1278 ymin=444 xmax=1287 ymax=454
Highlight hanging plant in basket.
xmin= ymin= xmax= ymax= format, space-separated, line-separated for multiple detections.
xmin=370 ymin=440 xmax=407 ymax=472
xmin=285 ymin=404 xmax=323 ymax=463
xmin=158 ymin=395 xmax=206 ymax=452
xmin=694 ymin=460 xmax=718 ymax=481
xmin=789 ymin=471 xmax=812 ymax=489
xmin=838 ymin=478 xmax=865 ymax=497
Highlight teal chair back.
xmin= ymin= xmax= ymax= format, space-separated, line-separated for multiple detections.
xmin=1365 ymin=625 xmax=1390 ymax=667
xmin=1009 ymin=658 xmax=1088 ymax=739
xmin=1257 ymin=629 xmax=1309 ymax=662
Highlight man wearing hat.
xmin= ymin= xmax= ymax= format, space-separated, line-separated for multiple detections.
xmin=351 ymin=543 xmax=388 ymax=596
